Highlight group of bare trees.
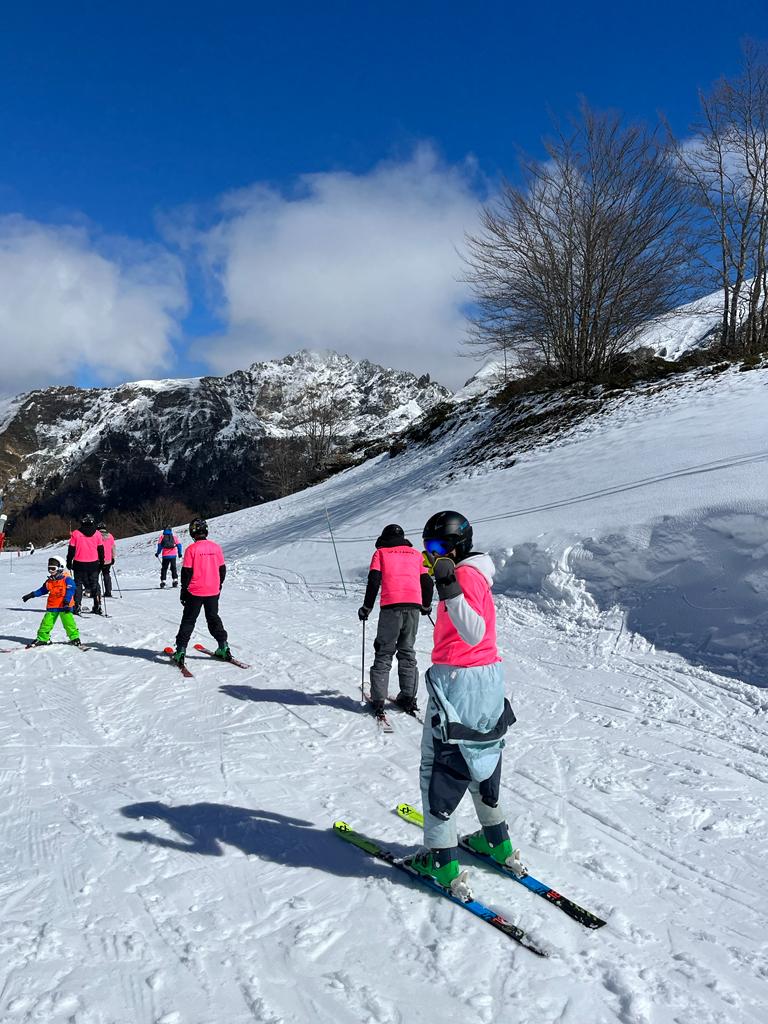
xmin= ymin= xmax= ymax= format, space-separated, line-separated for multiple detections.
xmin=263 ymin=385 xmax=352 ymax=497
xmin=466 ymin=41 xmax=768 ymax=383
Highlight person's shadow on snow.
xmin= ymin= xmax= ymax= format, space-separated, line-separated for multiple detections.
xmin=117 ymin=802 xmax=394 ymax=880
xmin=220 ymin=685 xmax=363 ymax=714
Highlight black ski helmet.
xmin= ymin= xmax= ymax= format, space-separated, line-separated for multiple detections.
xmin=98 ymin=521 xmax=107 ymax=531
xmin=189 ymin=518 xmax=208 ymax=540
xmin=422 ymin=510 xmax=473 ymax=560
xmin=81 ymin=513 xmax=95 ymax=529
xmin=375 ymin=523 xmax=405 ymax=548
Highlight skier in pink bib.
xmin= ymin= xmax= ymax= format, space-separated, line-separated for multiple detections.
xmin=171 ymin=518 xmax=232 ymax=667
xmin=99 ymin=521 xmax=116 ymax=598
xmin=358 ymin=523 xmax=434 ymax=718
xmin=66 ymin=513 xmax=105 ymax=615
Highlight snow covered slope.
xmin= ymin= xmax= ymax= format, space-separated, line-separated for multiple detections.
xmin=1 ymin=362 xmax=767 ymax=1023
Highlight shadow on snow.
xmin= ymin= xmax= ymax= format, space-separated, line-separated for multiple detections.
xmin=116 ymin=801 xmax=400 ymax=880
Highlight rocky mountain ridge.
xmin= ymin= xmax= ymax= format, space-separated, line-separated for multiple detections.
xmin=0 ymin=350 xmax=449 ymax=521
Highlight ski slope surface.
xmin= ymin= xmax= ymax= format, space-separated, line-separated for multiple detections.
xmin=1 ymin=364 xmax=767 ymax=1024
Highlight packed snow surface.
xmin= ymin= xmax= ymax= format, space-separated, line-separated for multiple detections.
xmin=1 ymin=365 xmax=767 ymax=1023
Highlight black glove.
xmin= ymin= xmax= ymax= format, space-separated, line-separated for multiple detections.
xmin=66 ymin=560 xmax=73 ymax=570
xmin=180 ymin=590 xmax=188 ymax=606
xmin=432 ymin=556 xmax=462 ymax=600
xmin=420 ymin=605 xmax=432 ymax=616
xmin=22 ymin=592 xmax=34 ymax=602
xmin=155 ymin=553 xmax=159 ymax=559
xmin=357 ymin=606 xmax=370 ymax=621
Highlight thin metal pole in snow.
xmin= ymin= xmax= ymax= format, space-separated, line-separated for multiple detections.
xmin=361 ymin=618 xmax=366 ymax=704
xmin=112 ymin=566 xmax=123 ymax=598
xmin=324 ymin=505 xmax=347 ymax=595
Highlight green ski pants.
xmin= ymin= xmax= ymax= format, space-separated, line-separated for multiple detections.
xmin=37 ymin=611 xmax=80 ymax=644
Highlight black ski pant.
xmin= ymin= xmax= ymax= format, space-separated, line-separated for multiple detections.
xmin=176 ymin=595 xmax=227 ymax=650
xmin=101 ymin=562 xmax=113 ymax=597
xmin=160 ymin=557 xmax=178 ymax=582
xmin=72 ymin=562 xmax=102 ymax=612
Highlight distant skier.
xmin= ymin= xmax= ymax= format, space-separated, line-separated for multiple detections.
xmin=67 ymin=514 xmax=104 ymax=615
xmin=156 ymin=527 xmax=182 ymax=588
xmin=409 ymin=511 xmax=523 ymax=900
xmin=99 ymin=521 xmax=116 ymax=598
xmin=22 ymin=556 xmax=81 ymax=646
xmin=171 ymin=518 xmax=231 ymax=667
xmin=27 ymin=541 xmax=35 ymax=556
xmin=358 ymin=523 xmax=433 ymax=718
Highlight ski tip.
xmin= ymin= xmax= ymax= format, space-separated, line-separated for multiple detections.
xmin=396 ymin=803 xmax=417 ymax=816
xmin=193 ymin=643 xmax=205 ymax=651
xmin=163 ymin=647 xmax=174 ymax=655
xmin=333 ymin=820 xmax=352 ymax=833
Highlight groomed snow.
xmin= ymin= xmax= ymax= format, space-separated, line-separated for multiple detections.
xmin=1 ymin=364 xmax=767 ymax=1023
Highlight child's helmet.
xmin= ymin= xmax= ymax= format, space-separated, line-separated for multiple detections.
xmin=48 ymin=557 xmax=64 ymax=574
xmin=163 ymin=527 xmax=173 ymax=535
xmin=189 ymin=518 xmax=208 ymax=540
xmin=422 ymin=511 xmax=473 ymax=560
xmin=375 ymin=523 xmax=405 ymax=548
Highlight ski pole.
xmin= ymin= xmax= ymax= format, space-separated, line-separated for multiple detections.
xmin=112 ymin=566 xmax=123 ymax=598
xmin=361 ymin=619 xmax=366 ymax=703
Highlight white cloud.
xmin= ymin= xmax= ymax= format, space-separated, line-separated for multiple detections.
xmin=183 ymin=146 xmax=484 ymax=387
xmin=0 ymin=216 xmax=186 ymax=394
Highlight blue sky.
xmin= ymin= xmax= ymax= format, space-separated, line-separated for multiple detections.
xmin=0 ymin=1 xmax=763 ymax=391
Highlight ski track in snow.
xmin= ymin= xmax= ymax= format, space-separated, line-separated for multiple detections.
xmin=1 ymin=365 xmax=768 ymax=1023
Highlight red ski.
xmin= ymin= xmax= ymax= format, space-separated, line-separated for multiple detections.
xmin=163 ymin=646 xmax=194 ymax=678
xmin=193 ymin=643 xmax=250 ymax=668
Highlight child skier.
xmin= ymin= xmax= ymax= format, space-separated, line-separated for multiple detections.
xmin=67 ymin=514 xmax=104 ymax=615
xmin=358 ymin=523 xmax=434 ymax=717
xmin=155 ymin=527 xmax=183 ymax=588
xmin=409 ymin=510 xmax=523 ymax=900
xmin=22 ymin=557 xmax=81 ymax=647
xmin=99 ymin=521 xmax=116 ymax=597
xmin=171 ymin=518 xmax=232 ymax=666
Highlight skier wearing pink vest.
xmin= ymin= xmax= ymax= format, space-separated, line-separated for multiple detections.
xmin=66 ymin=513 xmax=105 ymax=615
xmin=358 ymin=523 xmax=434 ymax=717
xmin=170 ymin=518 xmax=232 ymax=667
xmin=407 ymin=510 xmax=522 ymax=900
xmin=99 ymin=521 xmax=116 ymax=598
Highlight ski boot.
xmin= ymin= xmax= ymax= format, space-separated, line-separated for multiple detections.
xmin=395 ymin=692 xmax=419 ymax=715
xmin=465 ymin=823 xmax=528 ymax=877
xmin=368 ymin=699 xmax=386 ymax=718
xmin=92 ymin=599 xmax=103 ymax=616
xmin=27 ymin=639 xmax=52 ymax=648
xmin=160 ymin=581 xmax=166 ymax=589
xmin=69 ymin=638 xmax=82 ymax=647
xmin=171 ymin=647 xmax=186 ymax=667
xmin=172 ymin=580 xmax=178 ymax=588
xmin=213 ymin=643 xmax=233 ymax=661
xmin=408 ymin=848 xmax=473 ymax=901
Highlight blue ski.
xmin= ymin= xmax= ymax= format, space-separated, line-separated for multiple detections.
xmin=333 ymin=820 xmax=548 ymax=956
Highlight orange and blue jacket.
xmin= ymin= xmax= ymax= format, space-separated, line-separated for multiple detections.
xmin=31 ymin=573 xmax=76 ymax=611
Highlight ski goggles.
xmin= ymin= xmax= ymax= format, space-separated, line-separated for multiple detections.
xmin=423 ymin=538 xmax=453 ymax=557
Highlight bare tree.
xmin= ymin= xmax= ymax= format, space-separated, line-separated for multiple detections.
xmin=261 ymin=437 xmax=310 ymax=498
xmin=675 ymin=42 xmax=768 ymax=355
xmin=286 ymin=385 xmax=351 ymax=475
xmin=465 ymin=104 xmax=700 ymax=383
